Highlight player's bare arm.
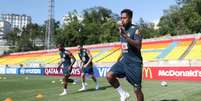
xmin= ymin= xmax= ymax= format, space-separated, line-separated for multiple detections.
xmin=83 ymin=49 xmax=92 ymax=68
xmin=120 ymin=28 xmax=142 ymax=50
xmin=68 ymin=51 xmax=76 ymax=70
xmin=57 ymin=58 xmax=64 ymax=70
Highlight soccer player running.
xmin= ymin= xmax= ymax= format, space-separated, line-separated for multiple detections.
xmin=106 ymin=9 xmax=144 ymax=101
xmin=78 ymin=45 xmax=99 ymax=91
xmin=57 ymin=44 xmax=76 ymax=96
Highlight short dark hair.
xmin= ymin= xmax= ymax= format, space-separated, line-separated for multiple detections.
xmin=121 ymin=9 xmax=133 ymax=18
xmin=58 ymin=43 xmax=65 ymax=51
xmin=79 ymin=44 xmax=83 ymax=47
xmin=58 ymin=43 xmax=64 ymax=48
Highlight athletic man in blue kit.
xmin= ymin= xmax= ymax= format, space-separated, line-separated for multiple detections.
xmin=78 ymin=45 xmax=99 ymax=91
xmin=106 ymin=9 xmax=144 ymax=101
xmin=58 ymin=44 xmax=76 ymax=96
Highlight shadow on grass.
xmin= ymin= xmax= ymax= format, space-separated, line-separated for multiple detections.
xmin=159 ymin=99 xmax=179 ymax=101
xmin=72 ymin=85 xmax=112 ymax=94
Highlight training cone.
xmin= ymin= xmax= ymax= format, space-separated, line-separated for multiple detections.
xmin=35 ymin=94 xmax=44 ymax=99
xmin=4 ymin=97 xmax=14 ymax=101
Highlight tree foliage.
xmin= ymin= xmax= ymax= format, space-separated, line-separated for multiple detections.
xmin=158 ymin=0 xmax=201 ymax=35
xmin=54 ymin=7 xmax=119 ymax=47
xmin=55 ymin=7 xmax=160 ymax=45
xmin=137 ymin=18 xmax=160 ymax=39
xmin=5 ymin=23 xmax=45 ymax=52
xmin=5 ymin=1 xmax=201 ymax=52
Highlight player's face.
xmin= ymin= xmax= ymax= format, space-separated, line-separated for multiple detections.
xmin=78 ymin=46 xmax=83 ymax=51
xmin=121 ymin=13 xmax=131 ymax=27
xmin=58 ymin=44 xmax=65 ymax=51
xmin=59 ymin=47 xmax=64 ymax=52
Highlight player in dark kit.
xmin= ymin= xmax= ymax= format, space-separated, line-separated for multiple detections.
xmin=106 ymin=9 xmax=144 ymax=101
xmin=57 ymin=44 xmax=76 ymax=96
xmin=78 ymin=45 xmax=99 ymax=91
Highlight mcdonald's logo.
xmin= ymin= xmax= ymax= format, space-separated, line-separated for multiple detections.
xmin=143 ymin=67 xmax=153 ymax=79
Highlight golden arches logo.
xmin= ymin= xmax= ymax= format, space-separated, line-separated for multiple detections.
xmin=143 ymin=67 xmax=153 ymax=79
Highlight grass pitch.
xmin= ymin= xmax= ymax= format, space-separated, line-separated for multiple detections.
xmin=0 ymin=75 xmax=201 ymax=101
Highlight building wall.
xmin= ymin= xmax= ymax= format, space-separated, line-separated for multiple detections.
xmin=0 ymin=20 xmax=11 ymax=39
xmin=0 ymin=20 xmax=11 ymax=54
xmin=1 ymin=14 xmax=32 ymax=30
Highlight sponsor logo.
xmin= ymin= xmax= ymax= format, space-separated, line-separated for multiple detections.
xmin=0 ymin=68 xmax=5 ymax=74
xmin=143 ymin=67 xmax=153 ymax=79
xmin=96 ymin=67 xmax=110 ymax=77
xmin=20 ymin=68 xmax=42 ymax=74
xmin=6 ymin=68 xmax=17 ymax=74
xmin=45 ymin=68 xmax=62 ymax=75
xmin=122 ymin=42 xmax=128 ymax=53
xmin=158 ymin=70 xmax=201 ymax=77
xmin=70 ymin=68 xmax=81 ymax=76
xmin=44 ymin=68 xmax=81 ymax=76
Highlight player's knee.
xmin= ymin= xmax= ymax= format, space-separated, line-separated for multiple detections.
xmin=81 ymin=73 xmax=85 ymax=77
xmin=134 ymin=87 xmax=142 ymax=94
xmin=106 ymin=72 xmax=114 ymax=81
xmin=63 ymin=78 xmax=67 ymax=82
xmin=91 ymin=75 xmax=96 ymax=78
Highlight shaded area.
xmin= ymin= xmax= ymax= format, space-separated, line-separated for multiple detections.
xmin=72 ymin=85 xmax=112 ymax=94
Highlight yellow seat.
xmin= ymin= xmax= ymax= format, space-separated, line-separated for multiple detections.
xmin=185 ymin=40 xmax=201 ymax=60
xmin=164 ymin=40 xmax=192 ymax=60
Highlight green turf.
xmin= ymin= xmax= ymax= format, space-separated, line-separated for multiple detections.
xmin=0 ymin=75 xmax=200 ymax=101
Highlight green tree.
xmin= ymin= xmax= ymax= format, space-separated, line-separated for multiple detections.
xmin=4 ymin=28 xmax=20 ymax=51
xmin=5 ymin=23 xmax=46 ymax=52
xmin=81 ymin=7 xmax=119 ymax=44
xmin=158 ymin=0 xmax=201 ymax=35
xmin=54 ymin=10 xmax=82 ymax=46
xmin=137 ymin=18 xmax=160 ymax=39
xmin=44 ymin=19 xmax=61 ymax=48
xmin=55 ymin=7 xmax=119 ymax=47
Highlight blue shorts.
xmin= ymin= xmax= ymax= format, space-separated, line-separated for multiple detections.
xmin=82 ymin=62 xmax=94 ymax=75
xmin=109 ymin=58 xmax=143 ymax=88
xmin=63 ymin=62 xmax=71 ymax=75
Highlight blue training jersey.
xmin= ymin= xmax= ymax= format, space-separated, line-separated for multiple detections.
xmin=59 ymin=50 xmax=71 ymax=65
xmin=79 ymin=49 xmax=90 ymax=64
xmin=120 ymin=25 xmax=143 ymax=63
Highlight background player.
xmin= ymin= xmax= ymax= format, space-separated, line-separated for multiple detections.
xmin=78 ymin=45 xmax=99 ymax=91
xmin=57 ymin=44 xmax=76 ymax=96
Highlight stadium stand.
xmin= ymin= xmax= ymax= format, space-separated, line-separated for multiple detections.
xmin=142 ymin=40 xmax=172 ymax=61
xmin=161 ymin=38 xmax=193 ymax=60
xmin=185 ymin=39 xmax=201 ymax=60
xmin=0 ymin=34 xmax=200 ymax=67
xmin=93 ymin=47 xmax=121 ymax=63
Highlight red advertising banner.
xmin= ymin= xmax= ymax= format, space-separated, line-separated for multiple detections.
xmin=143 ymin=67 xmax=201 ymax=81
xmin=44 ymin=67 xmax=81 ymax=77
